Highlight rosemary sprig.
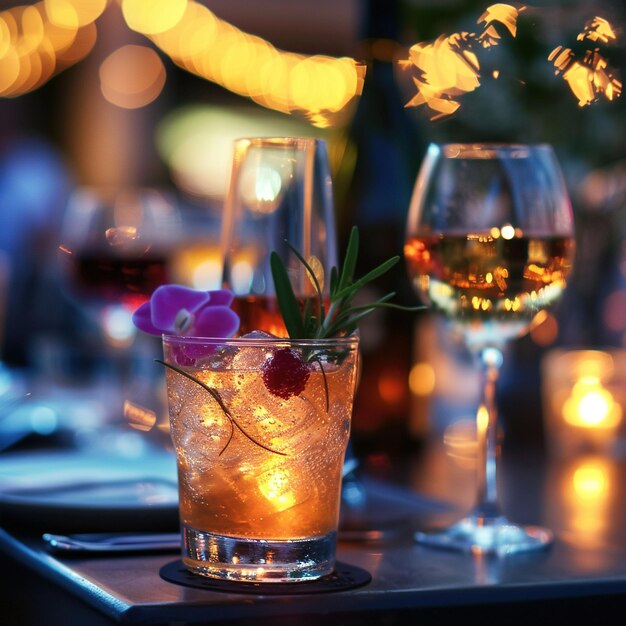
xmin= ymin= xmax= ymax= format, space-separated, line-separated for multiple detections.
xmin=157 ymin=359 xmax=286 ymax=457
xmin=271 ymin=226 xmax=422 ymax=340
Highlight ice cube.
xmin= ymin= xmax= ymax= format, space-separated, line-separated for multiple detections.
xmin=241 ymin=330 xmax=278 ymax=340
xmin=197 ymin=342 xmax=236 ymax=370
xmin=231 ymin=331 xmax=276 ymax=370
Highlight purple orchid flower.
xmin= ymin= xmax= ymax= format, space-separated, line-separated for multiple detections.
xmin=132 ymin=285 xmax=240 ymax=338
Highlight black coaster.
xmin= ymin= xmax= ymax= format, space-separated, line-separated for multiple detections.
xmin=160 ymin=560 xmax=371 ymax=595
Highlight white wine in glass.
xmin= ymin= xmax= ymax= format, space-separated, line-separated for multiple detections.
xmin=404 ymin=143 xmax=575 ymax=554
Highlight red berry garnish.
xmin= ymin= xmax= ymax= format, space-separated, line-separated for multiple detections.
xmin=262 ymin=348 xmax=311 ymax=399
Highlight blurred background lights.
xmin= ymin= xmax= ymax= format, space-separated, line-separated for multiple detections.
xmin=142 ymin=0 xmax=364 ymax=126
xmin=101 ymin=304 xmax=136 ymax=347
xmin=169 ymin=244 xmax=223 ymax=290
xmin=0 ymin=0 xmax=364 ymax=125
xmin=529 ymin=311 xmax=560 ymax=347
xmin=121 ymin=0 xmax=187 ymax=35
xmin=99 ymin=44 xmax=166 ymax=109
xmin=400 ymin=4 xmax=620 ymax=119
xmin=563 ymin=459 xmax=612 ymax=545
xmin=29 ymin=404 xmax=58 ymax=435
xmin=45 ymin=0 xmax=106 ymax=29
xmin=573 ymin=462 xmax=609 ymax=498
xmin=377 ymin=370 xmax=407 ymax=406
xmin=409 ymin=362 xmax=435 ymax=397
xmin=155 ymin=105 xmax=320 ymax=199
xmin=562 ymin=376 xmax=622 ymax=429
xmin=0 ymin=0 xmax=99 ymax=97
xmin=500 ymin=224 xmax=516 ymax=240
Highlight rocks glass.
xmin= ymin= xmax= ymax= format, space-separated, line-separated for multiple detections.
xmin=162 ymin=333 xmax=360 ymax=582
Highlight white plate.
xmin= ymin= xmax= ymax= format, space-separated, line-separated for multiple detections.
xmin=0 ymin=449 xmax=179 ymax=533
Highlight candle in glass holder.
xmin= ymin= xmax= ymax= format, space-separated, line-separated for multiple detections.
xmin=542 ymin=349 xmax=626 ymax=457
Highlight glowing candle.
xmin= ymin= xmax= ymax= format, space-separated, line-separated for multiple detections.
xmin=542 ymin=349 xmax=626 ymax=457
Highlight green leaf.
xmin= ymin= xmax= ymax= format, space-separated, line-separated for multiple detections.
xmin=332 ymin=256 xmax=400 ymax=303
xmin=271 ymin=227 xmax=422 ymax=341
xmin=284 ymin=241 xmax=325 ymax=324
xmin=338 ymin=226 xmax=359 ymax=293
xmin=302 ymin=300 xmax=318 ymax=337
xmin=270 ymin=252 xmax=305 ymax=339
xmin=330 ymin=267 xmax=339 ymax=295
xmin=322 ymin=293 xmax=395 ymax=337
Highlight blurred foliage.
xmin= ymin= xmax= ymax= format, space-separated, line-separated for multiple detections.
xmin=398 ymin=0 xmax=625 ymax=171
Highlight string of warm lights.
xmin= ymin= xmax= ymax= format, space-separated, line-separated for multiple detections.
xmin=0 ymin=0 xmax=365 ymax=129
xmin=136 ymin=0 xmax=365 ymax=128
xmin=0 ymin=0 xmax=103 ymax=97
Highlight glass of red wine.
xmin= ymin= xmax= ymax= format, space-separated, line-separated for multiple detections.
xmin=59 ymin=186 xmax=180 ymax=348
xmin=57 ymin=187 xmax=182 ymax=433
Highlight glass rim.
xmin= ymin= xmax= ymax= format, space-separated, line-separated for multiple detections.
xmin=161 ymin=334 xmax=359 ymax=348
xmin=430 ymin=142 xmax=555 ymax=159
xmin=233 ymin=136 xmax=325 ymax=150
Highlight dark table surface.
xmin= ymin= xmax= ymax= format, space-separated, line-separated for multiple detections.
xmin=2 ymin=440 xmax=626 ymax=625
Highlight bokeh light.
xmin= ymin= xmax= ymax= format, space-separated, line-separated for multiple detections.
xmin=121 ymin=0 xmax=187 ymax=36
xmin=0 ymin=0 xmax=99 ymax=97
xmin=99 ymin=44 xmax=166 ymax=109
xmin=0 ymin=0 xmax=364 ymax=126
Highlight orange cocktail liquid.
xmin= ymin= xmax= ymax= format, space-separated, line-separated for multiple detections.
xmin=232 ymin=294 xmax=331 ymax=337
xmin=165 ymin=350 xmax=357 ymax=541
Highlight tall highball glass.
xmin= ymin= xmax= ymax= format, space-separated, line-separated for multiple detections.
xmin=221 ymin=137 xmax=337 ymax=335
xmin=404 ymin=143 xmax=575 ymax=554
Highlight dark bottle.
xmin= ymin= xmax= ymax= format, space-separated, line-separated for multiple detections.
xmin=338 ymin=0 xmax=426 ymax=457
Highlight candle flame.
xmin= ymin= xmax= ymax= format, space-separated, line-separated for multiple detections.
xmin=573 ymin=463 xmax=608 ymax=498
xmin=562 ymin=376 xmax=622 ymax=429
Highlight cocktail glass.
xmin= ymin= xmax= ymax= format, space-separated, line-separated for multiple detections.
xmin=162 ymin=333 xmax=360 ymax=582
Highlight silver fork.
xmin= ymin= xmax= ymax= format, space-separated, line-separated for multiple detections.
xmin=42 ymin=532 xmax=181 ymax=553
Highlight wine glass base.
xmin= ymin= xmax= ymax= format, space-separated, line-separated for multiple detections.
xmin=415 ymin=515 xmax=553 ymax=556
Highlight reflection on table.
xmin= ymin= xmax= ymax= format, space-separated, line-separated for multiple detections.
xmin=3 ymin=432 xmax=626 ymax=624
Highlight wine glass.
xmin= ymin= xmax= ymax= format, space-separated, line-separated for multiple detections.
xmin=59 ymin=186 xmax=181 ymax=347
xmin=221 ymin=137 xmax=370 ymax=518
xmin=57 ymin=186 xmax=182 ymax=432
xmin=404 ymin=143 xmax=575 ymax=554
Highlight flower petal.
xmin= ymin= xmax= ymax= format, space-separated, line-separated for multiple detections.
xmin=208 ymin=289 xmax=235 ymax=307
xmin=151 ymin=285 xmax=211 ymax=330
xmin=193 ymin=306 xmax=240 ymax=338
xmin=132 ymin=301 xmax=162 ymax=335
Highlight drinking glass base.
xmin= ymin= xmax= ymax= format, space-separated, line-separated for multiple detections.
xmin=414 ymin=515 xmax=553 ymax=556
xmin=182 ymin=525 xmax=337 ymax=582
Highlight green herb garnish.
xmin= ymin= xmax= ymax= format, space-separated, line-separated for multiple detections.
xmin=270 ymin=226 xmax=422 ymax=340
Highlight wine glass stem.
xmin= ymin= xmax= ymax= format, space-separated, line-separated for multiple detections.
xmin=474 ymin=346 xmax=504 ymax=522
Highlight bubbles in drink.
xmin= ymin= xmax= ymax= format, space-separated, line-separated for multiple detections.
xmin=164 ymin=338 xmax=358 ymax=540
